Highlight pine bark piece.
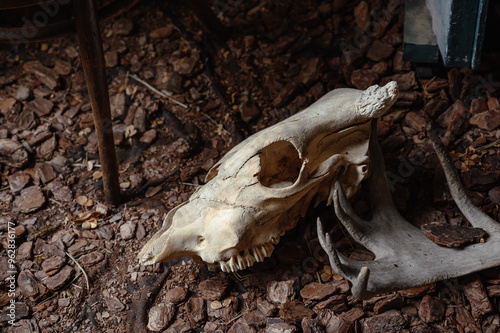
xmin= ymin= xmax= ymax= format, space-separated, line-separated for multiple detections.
xmin=0 ymin=139 xmax=29 ymax=168
xmin=421 ymin=222 xmax=487 ymax=248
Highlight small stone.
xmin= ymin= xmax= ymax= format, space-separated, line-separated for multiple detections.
xmin=35 ymin=163 xmax=56 ymax=184
xmin=79 ymin=251 xmax=105 ymax=266
xmin=435 ymin=100 xmax=470 ymax=144
xmin=239 ymin=100 xmax=261 ymax=123
xmin=140 ymin=129 xmax=157 ymax=144
xmin=266 ymin=318 xmax=298 ymax=333
xmin=150 ymin=26 xmax=173 ymax=38
xmin=49 ymin=155 xmax=67 ymax=172
xmin=273 ymin=82 xmax=299 ymax=108
xmin=257 ymin=298 xmax=277 ymax=316
xmin=229 ymin=317 xmax=257 ymax=333
xmin=8 ymin=171 xmax=31 ymax=193
xmin=298 ymin=58 xmax=322 ymax=86
xmin=313 ymin=295 xmax=348 ymax=313
xmin=199 ymin=277 xmax=229 ymax=301
xmin=165 ymin=286 xmax=187 ymax=304
xmin=173 ymin=57 xmax=199 ymax=76
xmin=418 ymin=295 xmax=445 ymax=323
xmin=487 ymin=285 xmax=500 ymax=297
xmin=367 ymin=40 xmax=394 ymax=61
xmin=421 ymin=222 xmax=487 ymax=248
xmin=373 ymin=293 xmax=404 ymax=314
xmin=463 ymin=168 xmax=500 ymax=191
xmin=58 ymin=298 xmax=71 ymax=307
xmin=0 ymin=302 xmax=30 ymax=322
xmin=27 ymin=124 xmax=52 ymax=146
xmin=147 ymin=303 xmax=175 ymax=332
xmin=404 ymin=111 xmax=426 ymax=132
xmin=15 ymin=85 xmax=31 ymax=101
xmin=488 ymin=96 xmax=500 ymax=109
xmin=164 ymin=319 xmax=191 ymax=333
xmin=25 ymin=97 xmax=54 ymax=117
xmin=112 ymin=18 xmax=133 ymax=35
xmin=23 ymin=61 xmax=59 ymax=90
xmin=53 ymin=58 xmax=72 ymax=76
xmin=104 ymin=295 xmax=125 ymax=312
xmin=268 ymin=279 xmax=298 ymax=304
xmin=184 ymin=297 xmax=206 ymax=325
xmin=110 ymin=93 xmax=126 ymax=119
xmin=105 ymin=51 xmax=118 ymax=68
xmin=120 ymin=220 xmax=137 ymax=240
xmin=361 ymin=310 xmax=407 ymax=333
xmin=133 ymin=107 xmax=146 ymax=133
xmin=354 ymin=1 xmax=370 ymax=31
xmin=16 ymin=241 xmax=32 ymax=261
xmin=243 ymin=310 xmax=267 ymax=327
xmin=0 ymin=97 xmax=17 ymax=115
xmin=351 ymin=69 xmax=379 ymax=90
xmin=43 ymin=265 xmax=74 ymax=290
xmin=382 ymin=72 xmax=417 ymax=91
xmin=14 ymin=186 xmax=46 ymax=213
xmin=0 ymin=139 xmax=29 ymax=168
xmin=207 ymin=296 xmax=238 ymax=319
xmin=42 ymin=256 xmax=65 ymax=276
xmin=145 ymin=185 xmax=162 ymax=198
xmin=470 ymin=97 xmax=488 ymax=115
xmin=300 ymin=282 xmax=338 ymax=301
xmin=319 ymin=310 xmax=352 ymax=333
xmin=37 ymin=134 xmax=57 ymax=160
xmin=463 ymin=274 xmax=494 ymax=317
xmin=18 ymin=270 xmax=41 ymax=300
xmin=279 ymin=300 xmax=314 ymax=324
xmin=46 ymin=181 xmax=72 ymax=202
xmin=301 ymin=317 xmax=325 ymax=333
xmin=469 ymin=108 xmax=500 ymax=131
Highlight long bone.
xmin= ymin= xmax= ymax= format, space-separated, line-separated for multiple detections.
xmin=318 ymin=121 xmax=500 ymax=299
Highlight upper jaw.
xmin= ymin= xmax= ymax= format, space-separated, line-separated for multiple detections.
xmin=207 ymin=233 xmax=283 ymax=272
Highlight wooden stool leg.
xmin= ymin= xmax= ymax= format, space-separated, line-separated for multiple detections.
xmin=74 ymin=0 xmax=122 ymax=205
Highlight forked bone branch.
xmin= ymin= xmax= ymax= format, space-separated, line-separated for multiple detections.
xmin=318 ymin=121 xmax=500 ymax=299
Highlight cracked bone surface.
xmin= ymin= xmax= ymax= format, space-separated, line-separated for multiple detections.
xmin=138 ymin=82 xmax=399 ymax=271
xmin=317 ymin=121 xmax=500 ymax=299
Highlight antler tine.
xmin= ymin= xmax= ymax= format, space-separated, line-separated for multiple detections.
xmin=332 ymin=178 xmax=385 ymax=256
xmin=317 ymin=218 xmax=373 ymax=298
xmin=317 ymin=217 xmax=361 ymax=280
xmin=350 ymin=267 xmax=371 ymax=299
xmin=427 ymin=124 xmax=500 ymax=235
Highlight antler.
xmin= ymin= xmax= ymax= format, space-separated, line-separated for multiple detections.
xmin=318 ymin=120 xmax=500 ymax=299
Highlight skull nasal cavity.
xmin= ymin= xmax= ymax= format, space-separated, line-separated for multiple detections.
xmin=258 ymin=141 xmax=301 ymax=188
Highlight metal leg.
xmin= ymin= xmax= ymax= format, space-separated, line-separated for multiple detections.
xmin=74 ymin=0 xmax=122 ymax=205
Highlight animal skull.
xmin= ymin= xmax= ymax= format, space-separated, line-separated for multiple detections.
xmin=138 ymin=82 xmax=399 ymax=272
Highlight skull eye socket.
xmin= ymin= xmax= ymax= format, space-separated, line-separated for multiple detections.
xmin=258 ymin=141 xmax=301 ymax=188
xmin=198 ymin=236 xmax=205 ymax=243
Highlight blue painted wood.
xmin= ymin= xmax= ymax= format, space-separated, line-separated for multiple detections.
xmin=426 ymin=0 xmax=489 ymax=69
xmin=404 ymin=0 xmax=489 ymax=69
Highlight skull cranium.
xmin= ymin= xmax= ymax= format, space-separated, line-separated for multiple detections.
xmin=138 ymin=82 xmax=399 ymax=272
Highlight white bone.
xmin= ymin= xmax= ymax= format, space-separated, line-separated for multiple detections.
xmin=138 ymin=82 xmax=398 ymax=270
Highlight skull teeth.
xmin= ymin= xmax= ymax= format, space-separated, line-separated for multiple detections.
xmin=213 ymin=241 xmax=276 ymax=273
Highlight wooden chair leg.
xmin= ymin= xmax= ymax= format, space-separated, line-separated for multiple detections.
xmin=73 ymin=0 xmax=122 ymax=205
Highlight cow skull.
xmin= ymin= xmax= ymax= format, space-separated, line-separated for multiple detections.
xmin=138 ymin=82 xmax=399 ymax=272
